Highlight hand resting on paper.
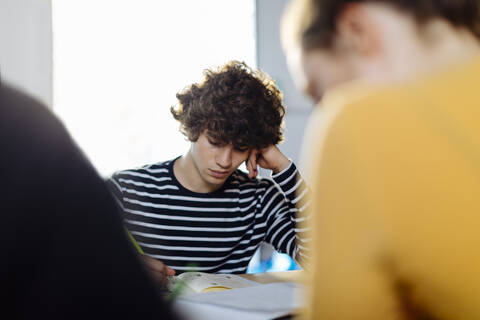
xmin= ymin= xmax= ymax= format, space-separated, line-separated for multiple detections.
xmin=140 ymin=254 xmax=176 ymax=287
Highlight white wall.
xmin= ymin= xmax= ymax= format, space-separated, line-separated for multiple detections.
xmin=256 ymin=0 xmax=313 ymax=165
xmin=0 ymin=0 xmax=52 ymax=108
xmin=0 ymin=0 xmax=309 ymax=165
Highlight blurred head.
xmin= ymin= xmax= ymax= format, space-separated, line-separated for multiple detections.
xmin=282 ymin=0 xmax=480 ymax=103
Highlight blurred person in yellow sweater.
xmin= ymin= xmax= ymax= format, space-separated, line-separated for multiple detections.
xmin=282 ymin=0 xmax=480 ymax=319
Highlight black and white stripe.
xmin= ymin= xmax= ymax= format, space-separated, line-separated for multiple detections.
xmin=107 ymin=157 xmax=310 ymax=274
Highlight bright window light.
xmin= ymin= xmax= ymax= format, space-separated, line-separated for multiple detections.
xmin=52 ymin=0 xmax=256 ymax=176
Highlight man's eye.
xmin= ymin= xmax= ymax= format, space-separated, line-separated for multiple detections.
xmin=235 ymin=147 xmax=248 ymax=152
xmin=208 ymin=139 xmax=221 ymax=146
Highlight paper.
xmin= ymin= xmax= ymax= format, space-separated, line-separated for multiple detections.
xmin=167 ymin=272 xmax=258 ymax=295
xmin=172 ymin=282 xmax=304 ymax=320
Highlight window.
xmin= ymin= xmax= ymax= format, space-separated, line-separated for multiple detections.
xmin=52 ymin=0 xmax=256 ymax=176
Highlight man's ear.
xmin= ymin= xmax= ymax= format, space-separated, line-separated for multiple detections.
xmin=335 ymin=3 xmax=381 ymax=57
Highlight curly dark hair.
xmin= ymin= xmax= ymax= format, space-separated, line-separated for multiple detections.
xmin=170 ymin=61 xmax=285 ymax=150
xmin=284 ymin=0 xmax=480 ymax=50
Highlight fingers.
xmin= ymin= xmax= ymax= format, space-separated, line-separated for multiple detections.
xmin=140 ymin=254 xmax=174 ymax=287
xmin=247 ymin=150 xmax=258 ymax=179
xmin=165 ymin=265 xmax=176 ymax=277
xmin=141 ymin=254 xmax=163 ymax=271
xmin=253 ymin=145 xmax=290 ymax=174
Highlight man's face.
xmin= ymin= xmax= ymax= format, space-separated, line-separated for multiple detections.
xmin=300 ymin=48 xmax=357 ymax=104
xmin=190 ymin=131 xmax=250 ymax=190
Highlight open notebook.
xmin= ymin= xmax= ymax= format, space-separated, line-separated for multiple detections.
xmin=172 ymin=281 xmax=304 ymax=320
xmin=167 ymin=272 xmax=258 ymax=295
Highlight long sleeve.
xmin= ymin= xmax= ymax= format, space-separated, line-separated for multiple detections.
xmin=302 ymin=65 xmax=480 ymax=319
xmin=105 ymin=158 xmax=311 ymax=273
xmin=301 ymin=103 xmax=400 ymax=320
xmin=262 ymin=161 xmax=311 ymax=266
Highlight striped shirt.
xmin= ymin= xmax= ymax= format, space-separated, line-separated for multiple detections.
xmin=107 ymin=157 xmax=310 ymax=274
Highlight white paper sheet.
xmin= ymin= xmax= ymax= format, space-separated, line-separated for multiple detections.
xmin=172 ymin=282 xmax=304 ymax=320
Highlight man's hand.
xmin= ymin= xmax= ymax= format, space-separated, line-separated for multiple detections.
xmin=140 ymin=254 xmax=175 ymax=287
xmin=246 ymin=145 xmax=291 ymax=179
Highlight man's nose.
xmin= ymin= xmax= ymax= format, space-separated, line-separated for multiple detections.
xmin=216 ymin=146 xmax=232 ymax=169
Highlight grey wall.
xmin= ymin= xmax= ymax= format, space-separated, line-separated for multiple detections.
xmin=0 ymin=0 xmax=52 ymax=108
xmin=256 ymin=0 xmax=313 ymax=165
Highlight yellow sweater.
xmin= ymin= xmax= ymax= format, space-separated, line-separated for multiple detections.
xmin=302 ymin=56 xmax=480 ymax=320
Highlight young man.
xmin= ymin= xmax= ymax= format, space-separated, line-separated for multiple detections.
xmin=107 ymin=61 xmax=309 ymax=283
xmin=282 ymin=0 xmax=480 ymax=319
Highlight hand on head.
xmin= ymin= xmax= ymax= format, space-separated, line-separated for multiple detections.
xmin=246 ymin=145 xmax=291 ymax=179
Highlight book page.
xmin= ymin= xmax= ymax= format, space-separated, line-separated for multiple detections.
xmin=173 ymin=282 xmax=304 ymax=320
xmin=172 ymin=272 xmax=257 ymax=293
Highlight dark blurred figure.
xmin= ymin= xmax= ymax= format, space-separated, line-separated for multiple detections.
xmin=0 ymin=83 xmax=178 ymax=319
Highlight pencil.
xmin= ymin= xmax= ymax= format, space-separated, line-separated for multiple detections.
xmin=125 ymin=227 xmax=144 ymax=254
